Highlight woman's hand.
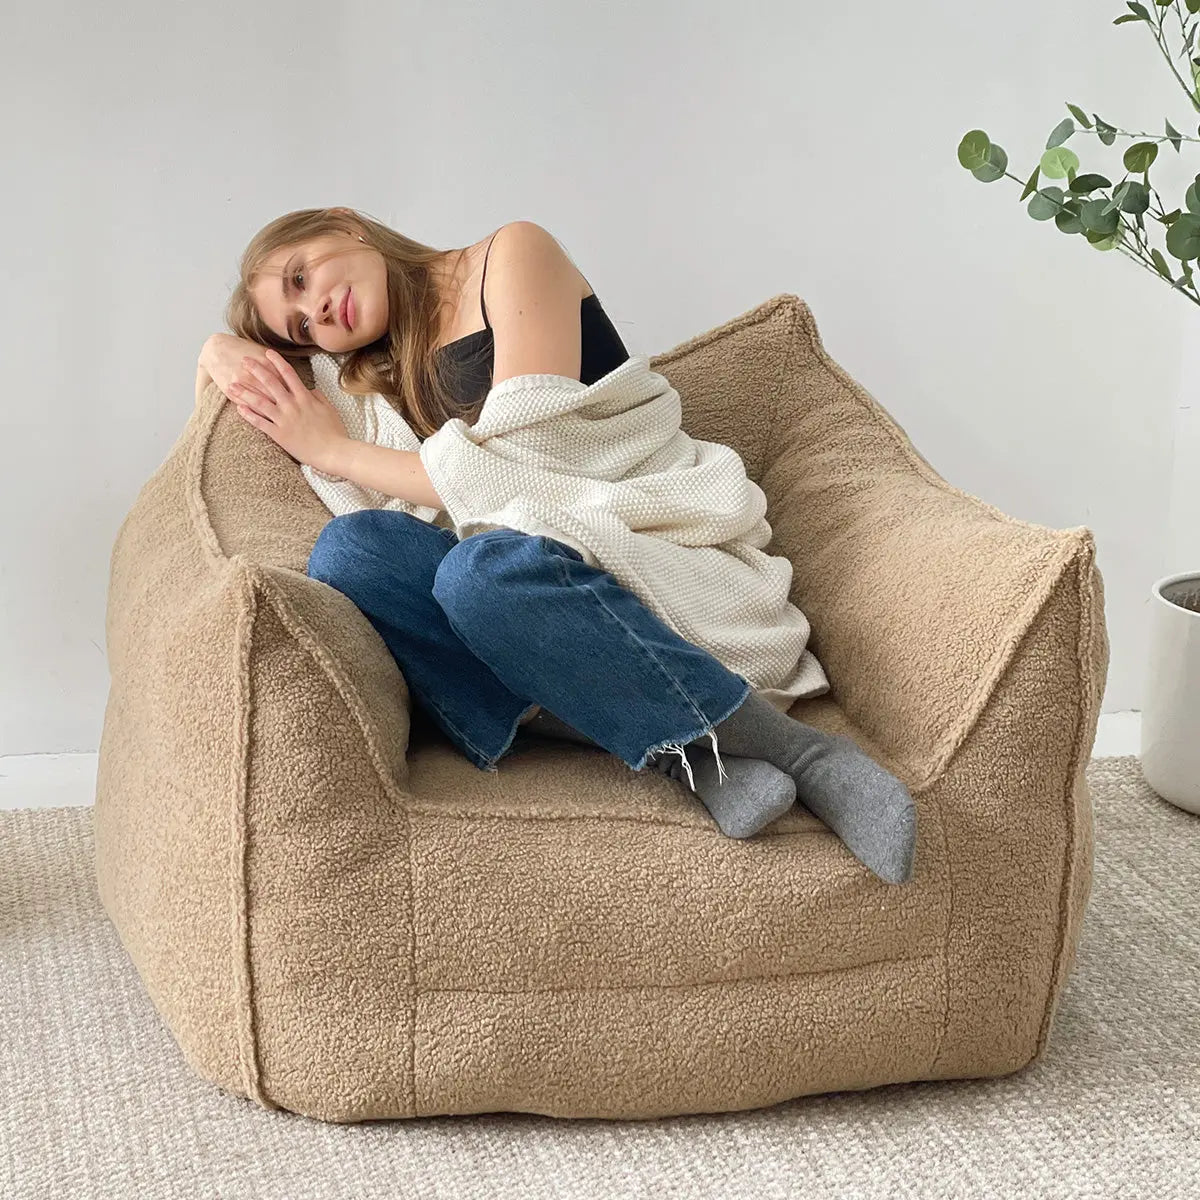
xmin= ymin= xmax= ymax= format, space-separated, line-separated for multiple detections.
xmin=228 ymin=349 xmax=350 ymax=474
xmin=199 ymin=333 xmax=285 ymax=401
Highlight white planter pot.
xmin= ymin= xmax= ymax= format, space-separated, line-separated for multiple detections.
xmin=1141 ymin=569 xmax=1200 ymax=815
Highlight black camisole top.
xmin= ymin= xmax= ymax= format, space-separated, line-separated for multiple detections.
xmin=435 ymin=230 xmax=630 ymax=413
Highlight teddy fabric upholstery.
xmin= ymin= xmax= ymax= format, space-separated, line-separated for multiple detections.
xmin=94 ymin=294 xmax=1108 ymax=1122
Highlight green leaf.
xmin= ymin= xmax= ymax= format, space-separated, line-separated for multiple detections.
xmin=1113 ymin=13 xmax=1143 ymax=23
xmin=1040 ymin=146 xmax=1080 ymax=178
xmin=1126 ymin=2 xmax=1152 ymax=17
xmin=1094 ymin=115 xmax=1117 ymax=146
xmin=1086 ymin=230 xmax=1121 ymax=250
xmin=1101 ymin=182 xmax=1131 ymax=215
xmin=957 ymin=129 xmax=991 ymax=170
xmin=1188 ymin=0 xmax=1200 ymax=14
xmin=1166 ymin=213 xmax=1200 ymax=260
xmin=1123 ymin=141 xmax=1159 ymax=172
xmin=1118 ymin=181 xmax=1150 ymax=214
xmin=1163 ymin=208 xmax=1183 ymax=225
xmin=1046 ymin=118 xmax=1074 ymax=149
xmin=1054 ymin=202 xmax=1085 ymax=234
xmin=1099 ymin=181 xmax=1147 ymax=217
xmin=1166 ymin=118 xmax=1183 ymax=152
xmin=972 ymin=142 xmax=1007 ymax=182
xmin=1019 ymin=164 xmax=1041 ymax=201
xmin=1080 ymin=198 xmax=1120 ymax=234
xmin=1186 ymin=178 xmax=1200 ymax=215
xmin=1151 ymin=248 xmax=1173 ymax=280
xmin=1028 ymin=187 xmax=1065 ymax=221
xmin=1068 ymin=173 xmax=1113 ymax=193
xmin=1066 ymin=103 xmax=1093 ymax=129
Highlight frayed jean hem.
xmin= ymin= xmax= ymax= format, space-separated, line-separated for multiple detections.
xmin=627 ymin=676 xmax=753 ymax=794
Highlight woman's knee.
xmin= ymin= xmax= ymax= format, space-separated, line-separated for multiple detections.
xmin=431 ymin=528 xmax=533 ymax=618
xmin=307 ymin=509 xmax=443 ymax=584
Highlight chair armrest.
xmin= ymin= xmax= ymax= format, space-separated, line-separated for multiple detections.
xmin=97 ymin=551 xmax=417 ymax=1108
xmin=758 ymin=296 xmax=1109 ymax=781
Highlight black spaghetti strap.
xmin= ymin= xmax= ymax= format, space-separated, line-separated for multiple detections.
xmin=479 ymin=230 xmax=499 ymax=330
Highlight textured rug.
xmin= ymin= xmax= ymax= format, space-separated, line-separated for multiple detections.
xmin=1 ymin=756 xmax=1196 ymax=1200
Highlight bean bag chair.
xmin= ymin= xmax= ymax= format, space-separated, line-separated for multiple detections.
xmin=94 ymin=294 xmax=1109 ymax=1122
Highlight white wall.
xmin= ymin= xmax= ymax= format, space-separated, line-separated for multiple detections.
xmin=3 ymin=0 xmax=1193 ymax=756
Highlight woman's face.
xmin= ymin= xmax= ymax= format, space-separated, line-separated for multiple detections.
xmin=250 ymin=232 xmax=388 ymax=353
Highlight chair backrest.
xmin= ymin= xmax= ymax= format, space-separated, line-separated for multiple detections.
xmin=648 ymin=292 xmax=804 ymax=487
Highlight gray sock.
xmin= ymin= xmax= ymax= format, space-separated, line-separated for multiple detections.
xmin=698 ymin=691 xmax=917 ymax=884
xmin=519 ymin=709 xmax=797 ymax=839
xmin=648 ymin=741 xmax=796 ymax=839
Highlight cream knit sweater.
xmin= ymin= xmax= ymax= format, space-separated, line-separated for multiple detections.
xmin=302 ymin=351 xmax=830 ymax=714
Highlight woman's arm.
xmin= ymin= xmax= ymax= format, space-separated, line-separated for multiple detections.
xmin=484 ymin=221 xmax=584 ymax=388
xmin=325 ymin=440 xmax=446 ymax=512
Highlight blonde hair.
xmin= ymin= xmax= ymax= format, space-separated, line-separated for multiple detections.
xmin=225 ymin=206 xmax=486 ymax=439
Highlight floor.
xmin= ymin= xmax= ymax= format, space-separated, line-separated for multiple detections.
xmin=0 ymin=712 xmax=1143 ymax=812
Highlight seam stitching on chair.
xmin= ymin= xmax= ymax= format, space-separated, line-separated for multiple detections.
xmin=406 ymin=783 xmax=419 ymax=1118
xmin=230 ymin=568 xmax=278 ymax=1111
xmin=929 ymin=768 xmax=957 ymax=1077
xmin=192 ymin=384 xmax=234 ymax=569
xmin=1034 ymin=541 xmax=1095 ymax=1063
xmin=415 ymin=951 xmax=943 ymax=997
xmin=403 ymin=808 xmax=830 ymax=831
xmin=762 ymin=294 xmax=799 ymax=479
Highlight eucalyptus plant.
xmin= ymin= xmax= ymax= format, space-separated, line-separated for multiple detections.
xmin=958 ymin=0 xmax=1200 ymax=308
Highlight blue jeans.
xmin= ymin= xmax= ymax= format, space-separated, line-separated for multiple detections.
xmin=304 ymin=510 xmax=753 ymax=775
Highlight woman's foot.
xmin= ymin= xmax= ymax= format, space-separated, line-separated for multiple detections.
xmin=520 ymin=708 xmax=797 ymax=838
xmin=699 ymin=691 xmax=918 ymax=883
xmin=648 ymin=743 xmax=796 ymax=838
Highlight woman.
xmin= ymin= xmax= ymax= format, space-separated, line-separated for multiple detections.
xmin=199 ymin=207 xmax=915 ymax=881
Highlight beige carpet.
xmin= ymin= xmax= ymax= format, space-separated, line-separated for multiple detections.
xmin=1 ymin=756 xmax=1196 ymax=1200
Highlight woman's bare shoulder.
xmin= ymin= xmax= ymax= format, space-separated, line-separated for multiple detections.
xmin=483 ymin=221 xmax=592 ymax=299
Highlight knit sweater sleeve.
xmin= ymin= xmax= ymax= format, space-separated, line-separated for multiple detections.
xmin=416 ymin=416 xmax=562 ymax=531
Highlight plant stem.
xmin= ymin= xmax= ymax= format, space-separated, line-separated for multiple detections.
xmin=1150 ymin=183 xmax=1172 ymax=218
xmin=1070 ymin=127 xmax=1195 ymax=144
xmin=1174 ymin=2 xmax=1193 ymax=46
xmin=1151 ymin=1 xmax=1200 ymax=112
